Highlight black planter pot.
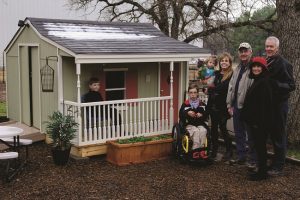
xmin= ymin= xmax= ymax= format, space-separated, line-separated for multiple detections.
xmin=51 ymin=147 xmax=71 ymax=166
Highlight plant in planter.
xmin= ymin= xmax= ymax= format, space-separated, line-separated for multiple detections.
xmin=45 ymin=111 xmax=78 ymax=166
xmin=106 ymin=134 xmax=173 ymax=166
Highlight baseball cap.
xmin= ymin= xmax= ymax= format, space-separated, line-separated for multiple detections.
xmin=238 ymin=42 xmax=252 ymax=50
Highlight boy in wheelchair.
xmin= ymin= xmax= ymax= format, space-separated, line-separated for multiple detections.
xmin=178 ymin=83 xmax=209 ymax=160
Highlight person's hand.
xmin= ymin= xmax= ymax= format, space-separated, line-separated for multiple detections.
xmin=228 ymin=107 xmax=233 ymax=116
xmin=196 ymin=113 xmax=203 ymax=118
xmin=188 ymin=111 xmax=196 ymax=117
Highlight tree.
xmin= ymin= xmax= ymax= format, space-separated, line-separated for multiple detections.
xmin=227 ymin=5 xmax=276 ymax=57
xmin=276 ymin=0 xmax=300 ymax=145
xmin=68 ymin=0 xmax=276 ymax=44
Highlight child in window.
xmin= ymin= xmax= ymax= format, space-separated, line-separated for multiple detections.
xmin=179 ymin=83 xmax=209 ymax=159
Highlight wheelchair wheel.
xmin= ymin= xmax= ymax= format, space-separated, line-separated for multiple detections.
xmin=171 ymin=124 xmax=181 ymax=157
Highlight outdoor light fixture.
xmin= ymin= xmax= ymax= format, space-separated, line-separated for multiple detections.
xmin=40 ymin=56 xmax=57 ymax=92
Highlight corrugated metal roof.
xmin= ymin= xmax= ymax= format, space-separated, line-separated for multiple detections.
xmin=27 ymin=17 xmax=209 ymax=55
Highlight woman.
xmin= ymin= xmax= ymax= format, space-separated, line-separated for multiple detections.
xmin=207 ymin=52 xmax=233 ymax=161
xmin=242 ymin=57 xmax=273 ymax=181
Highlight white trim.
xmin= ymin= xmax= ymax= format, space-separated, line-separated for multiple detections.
xmin=185 ymin=61 xmax=189 ymax=100
xmin=75 ymin=53 xmax=210 ymax=64
xmin=178 ymin=62 xmax=184 ymax=111
xmin=3 ymin=51 xmax=8 ymax=117
xmin=57 ymin=49 xmax=63 ymax=112
xmin=37 ymin=45 xmax=42 ymax=130
xmin=17 ymin=46 xmax=22 ymax=122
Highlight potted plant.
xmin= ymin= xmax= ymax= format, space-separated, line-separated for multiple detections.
xmin=106 ymin=134 xmax=173 ymax=166
xmin=45 ymin=111 xmax=78 ymax=166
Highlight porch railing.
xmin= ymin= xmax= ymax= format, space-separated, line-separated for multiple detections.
xmin=63 ymin=96 xmax=173 ymax=146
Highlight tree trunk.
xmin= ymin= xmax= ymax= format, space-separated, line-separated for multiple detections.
xmin=275 ymin=0 xmax=300 ymax=145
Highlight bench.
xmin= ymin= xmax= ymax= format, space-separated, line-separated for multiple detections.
xmin=0 ymin=138 xmax=32 ymax=162
xmin=0 ymin=152 xmax=18 ymax=182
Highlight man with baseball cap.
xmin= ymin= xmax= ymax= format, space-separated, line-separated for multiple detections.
xmin=226 ymin=42 xmax=257 ymax=169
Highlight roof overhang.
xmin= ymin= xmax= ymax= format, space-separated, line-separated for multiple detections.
xmin=75 ymin=53 xmax=211 ymax=64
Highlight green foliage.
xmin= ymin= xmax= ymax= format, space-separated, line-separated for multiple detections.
xmin=287 ymin=147 xmax=300 ymax=160
xmin=45 ymin=111 xmax=78 ymax=149
xmin=0 ymin=101 xmax=6 ymax=116
xmin=228 ymin=5 xmax=276 ymax=57
xmin=117 ymin=134 xmax=171 ymax=144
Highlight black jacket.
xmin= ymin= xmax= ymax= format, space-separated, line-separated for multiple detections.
xmin=242 ymin=75 xmax=273 ymax=131
xmin=267 ymin=55 xmax=295 ymax=103
xmin=179 ymin=99 xmax=208 ymax=127
xmin=207 ymin=70 xmax=231 ymax=118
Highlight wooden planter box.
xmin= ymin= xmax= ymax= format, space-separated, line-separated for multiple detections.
xmin=106 ymin=138 xmax=173 ymax=166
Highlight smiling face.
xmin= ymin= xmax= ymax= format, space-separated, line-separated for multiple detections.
xmin=265 ymin=39 xmax=279 ymax=57
xmin=238 ymin=48 xmax=252 ymax=62
xmin=220 ymin=56 xmax=231 ymax=71
xmin=251 ymin=64 xmax=263 ymax=76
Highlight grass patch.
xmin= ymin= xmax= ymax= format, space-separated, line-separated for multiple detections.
xmin=0 ymin=101 xmax=6 ymax=116
xmin=117 ymin=134 xmax=171 ymax=144
xmin=287 ymin=147 xmax=300 ymax=160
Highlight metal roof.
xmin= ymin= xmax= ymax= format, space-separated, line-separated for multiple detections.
xmin=26 ymin=17 xmax=209 ymax=55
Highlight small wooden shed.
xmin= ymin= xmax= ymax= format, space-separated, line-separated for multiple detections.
xmin=4 ymin=17 xmax=210 ymax=156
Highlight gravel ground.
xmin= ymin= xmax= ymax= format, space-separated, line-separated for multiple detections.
xmin=1 ymin=142 xmax=300 ymax=200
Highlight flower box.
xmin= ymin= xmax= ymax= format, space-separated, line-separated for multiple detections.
xmin=106 ymin=136 xmax=173 ymax=166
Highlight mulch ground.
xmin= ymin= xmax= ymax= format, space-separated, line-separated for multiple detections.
xmin=0 ymin=142 xmax=300 ymax=200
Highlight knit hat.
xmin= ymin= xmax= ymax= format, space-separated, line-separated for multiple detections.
xmin=250 ymin=57 xmax=267 ymax=69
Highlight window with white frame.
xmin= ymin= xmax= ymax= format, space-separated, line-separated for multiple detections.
xmin=104 ymin=68 xmax=127 ymax=100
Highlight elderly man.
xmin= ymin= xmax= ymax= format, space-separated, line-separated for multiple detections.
xmin=265 ymin=36 xmax=295 ymax=175
xmin=226 ymin=42 xmax=256 ymax=168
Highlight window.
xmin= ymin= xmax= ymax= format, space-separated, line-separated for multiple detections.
xmin=105 ymin=70 xmax=126 ymax=100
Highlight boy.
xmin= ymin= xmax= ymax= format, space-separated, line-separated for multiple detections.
xmin=179 ymin=83 xmax=209 ymax=159
xmin=82 ymin=77 xmax=121 ymax=127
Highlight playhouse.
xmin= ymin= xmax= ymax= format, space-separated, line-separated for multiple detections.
xmin=4 ymin=17 xmax=210 ymax=156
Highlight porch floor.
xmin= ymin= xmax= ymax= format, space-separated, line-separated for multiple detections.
xmin=0 ymin=121 xmax=45 ymax=151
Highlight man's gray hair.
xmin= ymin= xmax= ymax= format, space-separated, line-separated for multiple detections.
xmin=266 ymin=36 xmax=280 ymax=48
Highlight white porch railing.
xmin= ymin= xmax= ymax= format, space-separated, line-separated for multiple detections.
xmin=63 ymin=96 xmax=173 ymax=146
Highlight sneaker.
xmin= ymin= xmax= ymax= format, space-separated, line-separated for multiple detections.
xmin=248 ymin=172 xmax=268 ymax=181
xmin=192 ymin=152 xmax=200 ymax=159
xmin=230 ymin=158 xmax=246 ymax=165
xmin=247 ymin=163 xmax=257 ymax=172
xmin=200 ymin=151 xmax=208 ymax=159
xmin=267 ymin=169 xmax=283 ymax=176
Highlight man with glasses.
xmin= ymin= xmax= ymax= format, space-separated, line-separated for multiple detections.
xmin=265 ymin=36 xmax=295 ymax=176
xmin=226 ymin=43 xmax=256 ymax=169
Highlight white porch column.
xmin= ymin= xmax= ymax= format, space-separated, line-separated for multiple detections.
xmin=169 ymin=61 xmax=174 ymax=129
xmin=76 ymin=63 xmax=82 ymax=145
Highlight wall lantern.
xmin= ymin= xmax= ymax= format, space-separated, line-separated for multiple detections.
xmin=40 ymin=56 xmax=57 ymax=92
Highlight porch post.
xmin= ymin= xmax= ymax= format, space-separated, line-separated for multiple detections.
xmin=169 ymin=61 xmax=174 ymax=129
xmin=76 ymin=63 xmax=82 ymax=145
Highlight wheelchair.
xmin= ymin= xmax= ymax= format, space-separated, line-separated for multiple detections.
xmin=172 ymin=121 xmax=212 ymax=164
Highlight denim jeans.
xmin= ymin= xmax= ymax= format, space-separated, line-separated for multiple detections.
xmin=233 ymin=103 xmax=256 ymax=163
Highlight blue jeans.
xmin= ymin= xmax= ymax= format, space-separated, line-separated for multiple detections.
xmin=270 ymin=101 xmax=288 ymax=171
xmin=233 ymin=103 xmax=256 ymax=163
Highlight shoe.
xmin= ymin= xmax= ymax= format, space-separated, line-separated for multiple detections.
xmin=248 ymin=172 xmax=268 ymax=181
xmin=229 ymin=158 xmax=246 ymax=165
xmin=192 ymin=152 xmax=200 ymax=159
xmin=200 ymin=151 xmax=208 ymax=159
xmin=247 ymin=163 xmax=257 ymax=172
xmin=267 ymin=169 xmax=283 ymax=176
